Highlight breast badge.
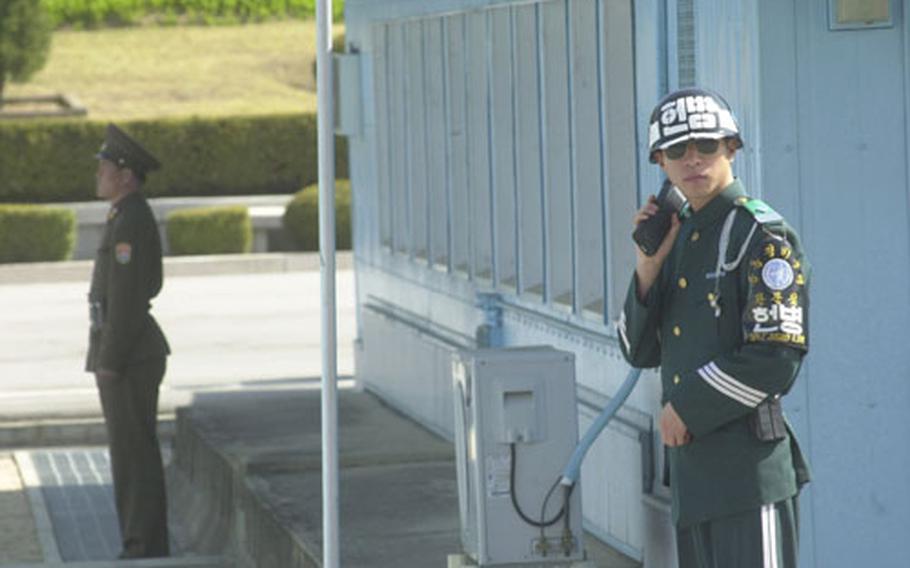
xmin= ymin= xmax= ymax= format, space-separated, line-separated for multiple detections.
xmin=115 ymin=243 xmax=132 ymax=264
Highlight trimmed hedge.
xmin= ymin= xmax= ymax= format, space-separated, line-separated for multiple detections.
xmin=283 ymin=179 xmax=350 ymax=251
xmin=0 ymin=204 xmax=75 ymax=262
xmin=0 ymin=114 xmax=348 ymax=203
xmin=43 ymin=0 xmax=345 ymax=28
xmin=166 ymin=205 xmax=252 ymax=255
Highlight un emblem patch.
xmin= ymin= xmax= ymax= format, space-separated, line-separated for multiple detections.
xmin=761 ymin=258 xmax=794 ymax=291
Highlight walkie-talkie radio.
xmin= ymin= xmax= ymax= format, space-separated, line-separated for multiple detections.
xmin=632 ymin=179 xmax=687 ymax=256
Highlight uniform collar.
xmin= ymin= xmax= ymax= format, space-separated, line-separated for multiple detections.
xmin=685 ymin=179 xmax=746 ymax=229
xmin=107 ymin=190 xmax=141 ymax=221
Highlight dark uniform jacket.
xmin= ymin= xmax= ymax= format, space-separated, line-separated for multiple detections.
xmin=618 ymin=180 xmax=810 ymax=527
xmin=86 ymin=191 xmax=170 ymax=372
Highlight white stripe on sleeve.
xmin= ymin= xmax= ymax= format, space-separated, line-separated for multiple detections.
xmin=697 ymin=363 xmax=766 ymax=408
xmin=707 ymin=362 xmax=768 ymax=401
xmin=617 ymin=312 xmax=631 ymax=354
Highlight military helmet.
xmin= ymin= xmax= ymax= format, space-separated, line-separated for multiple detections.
xmin=647 ymin=88 xmax=743 ymax=163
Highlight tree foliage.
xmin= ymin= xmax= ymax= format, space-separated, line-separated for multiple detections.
xmin=43 ymin=0 xmax=344 ymax=28
xmin=0 ymin=0 xmax=53 ymax=101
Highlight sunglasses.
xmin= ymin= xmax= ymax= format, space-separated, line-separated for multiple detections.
xmin=664 ymin=138 xmax=722 ymax=160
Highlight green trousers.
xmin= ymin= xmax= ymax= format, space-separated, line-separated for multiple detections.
xmin=676 ymin=497 xmax=799 ymax=568
xmin=96 ymin=357 xmax=169 ymax=558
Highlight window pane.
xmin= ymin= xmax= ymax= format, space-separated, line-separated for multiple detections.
xmin=602 ymin=0 xmax=638 ymax=318
xmin=373 ymin=23 xmax=392 ymax=248
xmin=571 ymin=0 xmax=606 ymax=316
xmin=446 ymin=15 xmax=470 ymax=275
xmin=490 ymin=7 xmax=517 ymax=290
xmin=465 ymin=11 xmax=493 ymax=280
xmin=514 ymin=4 xmax=544 ymax=296
xmin=405 ymin=21 xmax=429 ymax=260
xmin=424 ymin=20 xmax=449 ymax=268
xmin=387 ymin=23 xmax=411 ymax=254
xmin=541 ymin=1 xmax=573 ymax=308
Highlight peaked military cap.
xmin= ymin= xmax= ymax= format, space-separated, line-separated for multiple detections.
xmin=96 ymin=123 xmax=161 ymax=177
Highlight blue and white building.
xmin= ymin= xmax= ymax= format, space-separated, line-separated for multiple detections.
xmin=340 ymin=0 xmax=910 ymax=565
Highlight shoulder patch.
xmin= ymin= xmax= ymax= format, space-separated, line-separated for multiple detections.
xmin=742 ymin=230 xmax=809 ymax=350
xmin=115 ymin=243 xmax=132 ymax=264
xmin=736 ymin=198 xmax=783 ymax=225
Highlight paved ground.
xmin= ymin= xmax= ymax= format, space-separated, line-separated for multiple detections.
xmin=0 ymin=454 xmax=44 ymax=564
xmin=172 ymin=388 xmax=641 ymax=568
xmin=0 ymin=448 xmax=228 ymax=568
xmin=0 ymin=253 xmax=640 ymax=567
xmin=0 ymin=254 xmax=356 ymax=422
xmin=17 ymin=447 xmax=168 ymax=562
xmin=0 ymin=253 xmax=349 ymax=567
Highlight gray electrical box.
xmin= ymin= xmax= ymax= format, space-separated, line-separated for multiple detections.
xmin=452 ymin=347 xmax=584 ymax=566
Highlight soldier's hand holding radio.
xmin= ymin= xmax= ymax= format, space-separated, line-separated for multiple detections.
xmin=632 ymin=179 xmax=686 ymax=301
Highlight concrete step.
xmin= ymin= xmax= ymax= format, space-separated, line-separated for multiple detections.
xmin=0 ymin=417 xmax=174 ymax=449
xmin=0 ymin=557 xmax=228 ymax=568
xmin=169 ymin=388 xmax=459 ymax=568
xmin=169 ymin=388 xmax=641 ymax=568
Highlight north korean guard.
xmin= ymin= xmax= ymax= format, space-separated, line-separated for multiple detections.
xmin=618 ymin=88 xmax=811 ymax=568
xmin=86 ymin=123 xmax=171 ymax=559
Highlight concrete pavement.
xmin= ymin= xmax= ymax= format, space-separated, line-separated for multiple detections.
xmin=0 ymin=453 xmax=44 ymax=564
xmin=0 ymin=252 xmax=349 ymax=567
xmin=0 ymin=252 xmax=356 ymax=425
xmin=0 ymin=252 xmax=640 ymax=567
xmin=169 ymin=386 xmax=641 ymax=568
xmin=0 ymin=252 xmax=352 ymax=286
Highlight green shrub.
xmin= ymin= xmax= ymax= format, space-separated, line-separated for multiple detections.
xmin=166 ymin=205 xmax=252 ymax=255
xmin=283 ymin=179 xmax=350 ymax=251
xmin=42 ymin=0 xmax=345 ymax=28
xmin=0 ymin=204 xmax=75 ymax=262
xmin=0 ymin=114 xmax=348 ymax=203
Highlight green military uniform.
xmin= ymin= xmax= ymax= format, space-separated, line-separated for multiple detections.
xmin=86 ymin=124 xmax=170 ymax=558
xmin=618 ymin=180 xmax=811 ymax=567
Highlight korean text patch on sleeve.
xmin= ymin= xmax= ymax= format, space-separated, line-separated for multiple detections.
xmin=743 ymin=239 xmax=808 ymax=350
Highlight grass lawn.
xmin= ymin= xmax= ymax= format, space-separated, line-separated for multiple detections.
xmin=4 ymin=21 xmax=339 ymax=120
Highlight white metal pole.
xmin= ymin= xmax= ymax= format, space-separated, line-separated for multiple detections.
xmin=315 ymin=0 xmax=339 ymax=567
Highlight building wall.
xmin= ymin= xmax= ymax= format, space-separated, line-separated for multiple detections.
xmin=687 ymin=1 xmax=910 ymax=565
xmin=759 ymin=2 xmax=910 ymax=565
xmin=346 ymin=0 xmax=659 ymax=560
xmin=355 ymin=0 xmax=639 ymax=316
xmin=344 ymin=0 xmax=910 ymax=565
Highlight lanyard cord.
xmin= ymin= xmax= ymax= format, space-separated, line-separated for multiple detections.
xmin=710 ymin=209 xmax=758 ymax=317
